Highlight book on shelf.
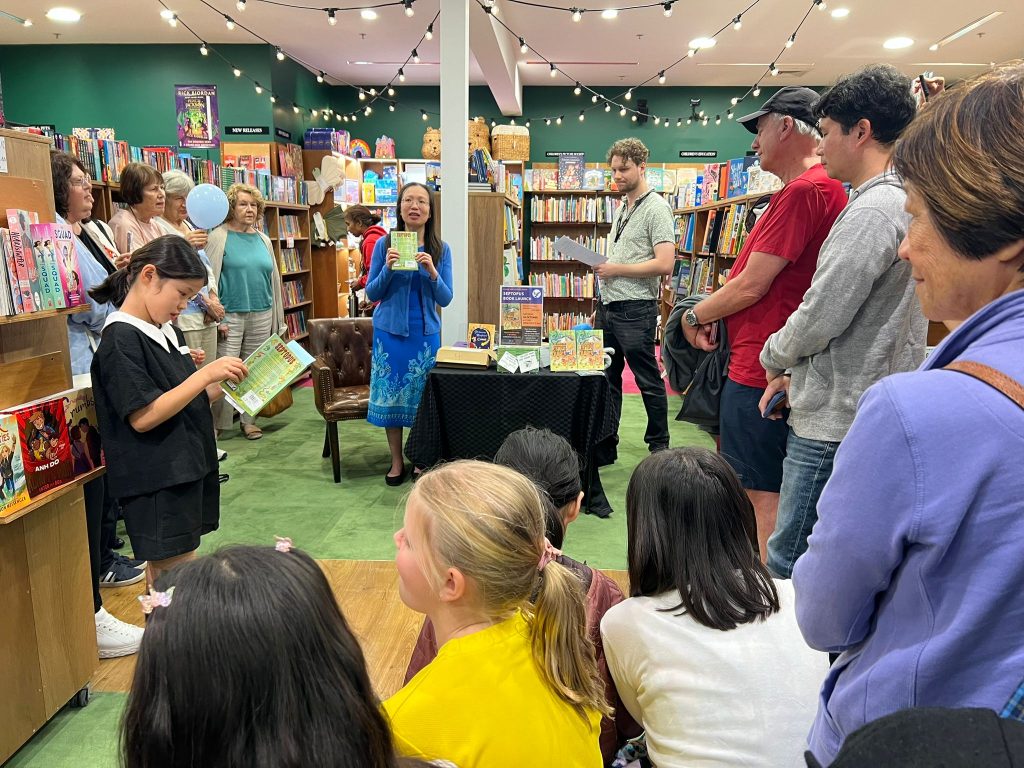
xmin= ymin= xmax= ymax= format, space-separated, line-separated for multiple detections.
xmin=279 ymin=248 xmax=303 ymax=273
xmin=502 ymin=246 xmax=520 ymax=286
xmin=27 ymin=224 xmax=63 ymax=311
xmin=529 ymin=195 xmax=621 ymax=224
xmin=529 ymin=234 xmax=609 ymax=262
xmin=583 ymin=169 xmax=605 ymax=191
xmin=221 ymin=334 xmax=315 ymax=419
xmin=283 ymin=281 xmax=307 ymax=307
xmin=61 ymin=388 xmax=104 ymax=477
xmin=544 ymin=311 xmax=590 ymax=336
xmin=1 ymin=395 xmax=74 ymax=497
xmin=527 ymin=271 xmax=595 ymax=299
xmin=557 ymin=155 xmax=585 ymax=191
xmin=0 ymin=413 xmax=30 ymax=515
xmin=285 ymin=311 xmax=308 ymax=338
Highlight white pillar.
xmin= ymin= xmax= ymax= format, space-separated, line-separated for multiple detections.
xmin=439 ymin=0 xmax=469 ymax=346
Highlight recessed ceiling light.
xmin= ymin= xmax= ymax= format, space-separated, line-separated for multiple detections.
xmin=884 ymin=37 xmax=914 ymax=49
xmin=46 ymin=6 xmax=82 ymax=22
xmin=600 ymin=8 xmax=618 ymax=19
xmin=360 ymin=8 xmax=378 ymax=20
xmin=688 ymin=37 xmax=717 ymax=49
xmin=830 ymin=7 xmax=849 ymax=18
xmin=160 ymin=9 xmax=175 ymax=19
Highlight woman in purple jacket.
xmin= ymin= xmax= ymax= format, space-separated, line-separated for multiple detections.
xmin=794 ymin=62 xmax=1024 ymax=764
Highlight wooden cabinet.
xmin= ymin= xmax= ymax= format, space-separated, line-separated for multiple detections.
xmin=0 ymin=129 xmax=98 ymax=765
xmin=262 ymin=201 xmax=312 ymax=343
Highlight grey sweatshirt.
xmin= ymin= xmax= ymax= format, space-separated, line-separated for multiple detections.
xmin=760 ymin=172 xmax=927 ymax=443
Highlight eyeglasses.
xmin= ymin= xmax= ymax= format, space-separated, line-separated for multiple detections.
xmin=69 ymin=178 xmax=93 ymax=190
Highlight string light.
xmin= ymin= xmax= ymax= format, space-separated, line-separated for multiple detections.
xmin=556 ymin=115 xmax=563 ymax=124
xmin=549 ymin=63 xmax=558 ymax=77
xmin=753 ymin=85 xmax=761 ymax=96
xmin=236 ymin=0 xmax=246 ymax=10
xmin=168 ymin=14 xmax=178 ymax=27
xmin=254 ymin=82 xmax=263 ymax=93
xmin=525 ymin=119 xmax=531 ymax=127
xmin=351 ymin=114 xmax=357 ymax=122
xmin=359 ymin=8 xmax=376 ymax=20
xmin=545 ymin=118 xmax=552 ymax=125
xmin=293 ymin=103 xmax=300 ymax=113
xmin=224 ymin=15 xmax=235 ymax=30
xmin=317 ymin=71 xmax=325 ymax=83
xmin=369 ymin=87 xmax=377 ymax=96
xmin=663 ymin=2 xmax=672 ymax=16
xmin=687 ymin=48 xmax=695 ymax=57
xmin=604 ymin=102 xmax=611 ymax=112
xmin=770 ymin=62 xmax=779 ymax=76
xmin=412 ymin=49 xmax=420 ymax=63
xmin=654 ymin=116 xmax=660 ymax=124
xmin=686 ymin=117 xmax=691 ymax=125
xmin=276 ymin=47 xmax=285 ymax=61
xmin=591 ymin=93 xmax=598 ymax=103
xmin=731 ymin=96 xmax=739 ymax=105
xmin=328 ymin=9 xmax=338 ymax=24
xmin=510 ymin=117 xmax=516 ymax=125
xmin=631 ymin=114 xmax=637 ymax=122
xmin=578 ymin=110 xmax=585 ymax=121
xmin=22 ymin=17 xmax=31 ymax=25
xmin=389 ymin=102 xmax=396 ymax=111
xmin=786 ymin=33 xmax=795 ymax=47
xmin=425 ymin=23 xmax=433 ymax=39
xmin=270 ymin=94 xmax=276 ymax=103
xmin=733 ymin=14 xmax=742 ymax=29
xmin=677 ymin=118 xmax=683 ymax=126
xmin=398 ymin=68 xmax=406 ymax=82
xmin=358 ymin=90 xmax=366 ymax=100
xmin=658 ymin=71 xmax=666 ymax=84
xmin=601 ymin=8 xmax=618 ymax=18
xmin=387 ymin=86 xmax=395 ymax=96
xmin=404 ymin=0 xmax=415 ymax=16
xmin=519 ymin=37 xmax=528 ymax=52
xmin=715 ymin=114 xmax=721 ymax=124
xmin=365 ymin=106 xmax=372 ymax=116
xmin=625 ymin=89 xmax=632 ymax=100
xmin=199 ymin=43 xmax=209 ymax=55
xmin=491 ymin=118 xmax=497 ymax=126
xmin=619 ymin=106 xmax=627 ymax=116
xmin=311 ymin=109 xmax=318 ymax=118
xmin=343 ymin=115 xmax=350 ymax=122
xmin=571 ymin=8 xmax=582 ymax=21
xmin=727 ymin=110 xmax=733 ymax=119
xmin=815 ymin=0 xmax=827 ymax=9
xmin=574 ymin=82 xmax=582 ymax=95
xmin=233 ymin=66 xmax=242 ymax=77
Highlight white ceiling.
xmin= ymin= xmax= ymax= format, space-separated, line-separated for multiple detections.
xmin=2 ymin=0 xmax=1021 ymax=99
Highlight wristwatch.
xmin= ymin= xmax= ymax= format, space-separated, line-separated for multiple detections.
xmin=684 ymin=308 xmax=700 ymax=328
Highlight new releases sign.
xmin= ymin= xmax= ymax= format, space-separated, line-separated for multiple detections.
xmin=225 ymin=126 xmax=270 ymax=136
xmin=175 ymin=85 xmax=219 ymax=149
xmin=679 ymin=150 xmax=718 ymax=158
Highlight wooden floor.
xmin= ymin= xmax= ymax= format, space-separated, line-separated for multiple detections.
xmin=92 ymin=560 xmax=629 ymax=700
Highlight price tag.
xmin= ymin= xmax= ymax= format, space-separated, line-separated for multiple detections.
xmin=517 ymin=351 xmax=539 ymax=373
xmin=497 ymin=352 xmax=519 ymax=373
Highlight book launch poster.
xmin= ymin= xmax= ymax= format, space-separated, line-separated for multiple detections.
xmin=175 ymin=84 xmax=219 ymax=149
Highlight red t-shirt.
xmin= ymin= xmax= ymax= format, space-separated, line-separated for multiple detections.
xmin=724 ymin=164 xmax=847 ymax=388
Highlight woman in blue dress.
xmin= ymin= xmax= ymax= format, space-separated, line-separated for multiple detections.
xmin=365 ymin=183 xmax=453 ymax=485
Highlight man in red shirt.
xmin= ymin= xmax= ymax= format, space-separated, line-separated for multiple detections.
xmin=681 ymin=87 xmax=847 ymax=559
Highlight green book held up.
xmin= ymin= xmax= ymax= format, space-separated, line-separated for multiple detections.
xmin=391 ymin=230 xmax=419 ymax=271
xmin=221 ymin=334 xmax=315 ymax=418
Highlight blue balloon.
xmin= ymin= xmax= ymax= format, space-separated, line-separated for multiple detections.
xmin=186 ymin=183 xmax=229 ymax=230
xmin=572 ymin=322 xmax=594 ymax=331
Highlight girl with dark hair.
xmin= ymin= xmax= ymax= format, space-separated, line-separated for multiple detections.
xmin=402 ymin=426 xmax=642 ymax=764
xmin=89 ymin=235 xmax=248 ymax=587
xmin=345 ymin=204 xmax=387 ymax=305
xmin=365 ymin=183 xmax=453 ymax=485
xmin=601 ymin=447 xmax=826 ymax=767
xmin=121 ymin=543 xmax=435 ymax=768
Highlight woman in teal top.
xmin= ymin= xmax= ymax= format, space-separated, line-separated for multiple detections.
xmin=206 ymin=183 xmax=286 ymax=440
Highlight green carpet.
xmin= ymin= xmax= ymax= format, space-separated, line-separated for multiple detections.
xmin=6 ymin=386 xmax=713 ymax=768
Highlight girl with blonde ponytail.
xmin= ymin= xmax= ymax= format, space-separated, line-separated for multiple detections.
xmin=385 ymin=460 xmax=607 ymax=767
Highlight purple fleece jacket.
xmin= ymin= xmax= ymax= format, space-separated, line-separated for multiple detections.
xmin=794 ymin=287 xmax=1024 ymax=765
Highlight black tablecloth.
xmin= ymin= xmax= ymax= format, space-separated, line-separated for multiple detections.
xmin=405 ymin=367 xmax=617 ymax=473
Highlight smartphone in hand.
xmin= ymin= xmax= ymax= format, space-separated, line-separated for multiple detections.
xmin=762 ymin=390 xmax=787 ymax=418
xmin=708 ymin=321 xmax=719 ymax=347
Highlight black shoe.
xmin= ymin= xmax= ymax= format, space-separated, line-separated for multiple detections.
xmin=218 ymin=473 xmax=230 ymax=484
xmin=586 ymin=503 xmax=613 ymax=519
xmin=115 ymin=552 xmax=147 ymax=569
xmin=650 ymin=443 xmax=670 ymax=453
xmin=385 ymin=466 xmax=409 ymax=486
xmin=112 ymin=536 xmax=125 ymax=550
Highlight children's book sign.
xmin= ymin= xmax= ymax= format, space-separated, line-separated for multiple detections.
xmin=499 ymin=286 xmax=544 ymax=347
xmin=175 ymin=84 xmax=219 ymax=149
xmin=221 ymin=334 xmax=315 ymax=418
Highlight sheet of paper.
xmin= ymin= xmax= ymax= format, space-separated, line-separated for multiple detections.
xmin=497 ymin=351 xmax=519 ymax=373
xmin=552 ymin=236 xmax=608 ymax=267
xmin=517 ymin=351 xmax=539 ymax=373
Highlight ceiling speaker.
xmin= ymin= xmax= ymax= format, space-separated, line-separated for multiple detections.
xmin=636 ymin=98 xmax=650 ymax=125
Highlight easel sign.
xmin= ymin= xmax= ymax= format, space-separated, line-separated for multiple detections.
xmin=498 ymin=286 xmax=544 ymax=347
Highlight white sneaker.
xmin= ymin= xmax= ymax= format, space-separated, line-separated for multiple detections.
xmin=95 ymin=607 xmax=144 ymax=659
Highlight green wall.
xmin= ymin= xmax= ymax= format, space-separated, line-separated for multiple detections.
xmin=0 ymin=43 xmax=788 ymax=163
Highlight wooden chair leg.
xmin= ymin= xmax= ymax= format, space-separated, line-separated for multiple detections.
xmin=328 ymin=421 xmax=341 ymax=483
xmin=322 ymin=424 xmax=331 ymax=458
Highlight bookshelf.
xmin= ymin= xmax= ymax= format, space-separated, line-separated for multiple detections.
xmin=660 ymin=192 xmax=779 ymax=333
xmin=0 ymin=129 xmax=98 ymax=764
xmin=524 ymin=190 xmax=622 ymax=336
xmin=263 ymin=201 xmax=312 ymax=343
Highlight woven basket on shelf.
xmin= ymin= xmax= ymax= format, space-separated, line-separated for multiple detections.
xmin=491 ymin=125 xmax=530 ymax=161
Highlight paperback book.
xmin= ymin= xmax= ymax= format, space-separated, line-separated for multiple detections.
xmin=221 ymin=334 xmax=315 ymax=419
xmin=0 ymin=414 xmax=29 ymax=515
xmin=61 ymin=387 xmax=103 ymax=477
xmin=3 ymin=396 xmax=74 ymax=497
xmin=548 ymin=330 xmax=579 ymax=372
xmin=390 ymin=230 xmax=419 ymax=271
xmin=467 ymin=323 xmax=496 ymax=350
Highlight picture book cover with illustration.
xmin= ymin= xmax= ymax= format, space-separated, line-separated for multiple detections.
xmin=7 ymin=209 xmax=41 ymax=311
xmin=390 ymin=230 xmax=419 ymax=270
xmin=576 ymin=329 xmax=605 ymax=371
xmin=0 ymin=414 xmax=29 ymax=514
xmin=28 ymin=223 xmax=64 ymax=311
xmin=6 ymin=397 xmax=73 ymax=497
xmin=62 ymin=388 xmax=103 ymax=477
xmin=51 ymin=223 xmax=85 ymax=307
xmin=221 ymin=334 xmax=315 ymax=419
xmin=548 ymin=330 xmax=578 ymax=372
xmin=557 ymin=154 xmax=585 ymax=191
xmin=467 ymin=323 xmax=496 ymax=350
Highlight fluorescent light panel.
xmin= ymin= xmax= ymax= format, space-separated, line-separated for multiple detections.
xmin=929 ymin=11 xmax=1003 ymax=50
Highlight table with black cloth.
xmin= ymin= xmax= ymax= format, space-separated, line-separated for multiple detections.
xmin=405 ymin=366 xmax=617 ymax=494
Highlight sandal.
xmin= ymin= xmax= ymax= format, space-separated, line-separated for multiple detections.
xmin=241 ymin=424 xmax=263 ymax=440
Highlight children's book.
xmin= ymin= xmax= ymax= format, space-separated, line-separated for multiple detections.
xmin=29 ymin=224 xmax=63 ymax=310
xmin=7 ymin=209 xmax=40 ymax=311
xmin=1 ymin=228 xmax=25 ymax=314
xmin=4 ymin=396 xmax=74 ymax=497
xmin=548 ymin=330 xmax=578 ymax=372
xmin=390 ymin=230 xmax=419 ymax=271
xmin=576 ymin=329 xmax=605 ymax=371
xmin=221 ymin=334 xmax=315 ymax=419
xmin=51 ymin=223 xmax=85 ymax=307
xmin=61 ymin=387 xmax=103 ymax=477
xmin=467 ymin=323 xmax=496 ymax=350
xmin=0 ymin=414 xmax=30 ymax=515
xmin=583 ymin=169 xmax=605 ymax=191
xmin=557 ymin=154 xmax=585 ymax=191
xmin=538 ymin=169 xmax=559 ymax=191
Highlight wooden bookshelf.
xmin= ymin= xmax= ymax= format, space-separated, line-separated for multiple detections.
xmin=0 ymin=129 xmax=97 ymax=765
xmin=263 ymin=201 xmax=312 ymax=345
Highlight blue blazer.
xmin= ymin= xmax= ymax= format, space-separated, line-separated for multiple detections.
xmin=365 ymin=236 xmax=453 ymax=337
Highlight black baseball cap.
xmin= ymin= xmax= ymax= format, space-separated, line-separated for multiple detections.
xmin=805 ymin=708 xmax=1024 ymax=768
xmin=737 ymin=86 xmax=820 ymax=134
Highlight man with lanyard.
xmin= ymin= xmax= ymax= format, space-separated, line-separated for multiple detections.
xmin=589 ymin=138 xmax=675 ymax=517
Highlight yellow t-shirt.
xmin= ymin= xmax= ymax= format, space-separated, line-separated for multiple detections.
xmin=383 ymin=611 xmax=602 ymax=767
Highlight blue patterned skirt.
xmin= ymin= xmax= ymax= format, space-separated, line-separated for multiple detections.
xmin=367 ymin=327 xmax=439 ymax=428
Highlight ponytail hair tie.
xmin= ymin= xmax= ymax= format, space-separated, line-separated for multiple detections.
xmin=274 ymin=535 xmax=293 ymax=553
xmin=537 ymin=538 xmax=562 ymax=572
xmin=139 ymin=586 xmax=175 ymax=615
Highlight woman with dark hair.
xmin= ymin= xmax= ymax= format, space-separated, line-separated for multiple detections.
xmin=345 ymin=204 xmax=387 ymax=307
xmin=108 ymin=162 xmax=166 ymax=255
xmin=121 ymin=544 xmax=434 ymax=768
xmin=602 ymin=447 xmax=826 ymax=767
xmin=365 ymin=183 xmax=453 ymax=484
xmin=795 ymin=62 xmax=1024 ymax=765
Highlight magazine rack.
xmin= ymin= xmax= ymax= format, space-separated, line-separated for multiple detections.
xmin=0 ymin=129 xmax=99 ymax=763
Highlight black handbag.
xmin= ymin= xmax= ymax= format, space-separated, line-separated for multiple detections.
xmin=675 ymin=328 xmax=729 ymax=433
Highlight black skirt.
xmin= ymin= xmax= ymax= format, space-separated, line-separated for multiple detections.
xmin=120 ymin=471 xmax=220 ymax=561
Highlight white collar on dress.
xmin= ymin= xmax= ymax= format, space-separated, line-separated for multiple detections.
xmin=103 ymin=311 xmax=181 ymax=353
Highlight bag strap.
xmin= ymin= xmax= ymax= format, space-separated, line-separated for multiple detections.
xmin=944 ymin=361 xmax=1024 ymax=411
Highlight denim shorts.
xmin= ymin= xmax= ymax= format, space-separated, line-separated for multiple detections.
xmin=719 ymin=378 xmax=788 ymax=492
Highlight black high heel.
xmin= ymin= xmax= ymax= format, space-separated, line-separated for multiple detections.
xmin=385 ymin=466 xmax=409 ymax=486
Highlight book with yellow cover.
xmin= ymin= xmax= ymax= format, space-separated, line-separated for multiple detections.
xmin=467 ymin=323 xmax=496 ymax=350
xmin=548 ymin=330 xmax=578 ymax=372
xmin=391 ymin=230 xmax=419 ymax=271
xmin=221 ymin=334 xmax=314 ymax=418
xmin=576 ymin=329 xmax=605 ymax=371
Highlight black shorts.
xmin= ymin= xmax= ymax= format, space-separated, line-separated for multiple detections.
xmin=719 ymin=378 xmax=788 ymax=492
xmin=120 ymin=471 xmax=220 ymax=562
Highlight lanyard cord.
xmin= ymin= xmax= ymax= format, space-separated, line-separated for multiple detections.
xmin=614 ymin=190 xmax=655 ymax=243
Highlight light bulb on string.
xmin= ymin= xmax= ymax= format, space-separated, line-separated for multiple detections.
xmin=525 ymin=120 xmax=531 ymax=127
xmin=199 ymin=43 xmax=209 ymax=56
xmin=619 ymin=107 xmax=627 ymax=116
xmin=224 ymin=15 xmax=235 ymax=29
xmin=369 ymin=88 xmax=377 ymax=96
xmin=168 ymin=14 xmax=178 ymax=27
xmin=753 ymin=85 xmax=761 ymax=97
xmin=254 ymin=82 xmax=263 ymax=94
xmin=328 ymin=9 xmax=338 ymax=25
xmin=270 ymin=94 xmax=276 ymax=103
xmin=686 ymin=117 xmax=691 ymax=125
xmin=351 ymin=114 xmax=357 ymax=122
xmin=663 ymin=2 xmax=672 ymax=16
xmin=359 ymin=90 xmax=366 ymax=101
xmin=317 ymin=71 xmax=325 ymax=83
xmin=592 ymin=93 xmax=599 ymax=103
xmin=715 ymin=114 xmax=721 ymax=125
xmin=625 ymin=89 xmax=632 ymax=100
xmin=579 ymin=110 xmax=585 ymax=121
xmin=770 ymin=63 xmax=779 ymax=76
xmin=731 ymin=97 xmax=739 ymax=106
xmin=389 ymin=102 xmax=395 ymax=111
xmin=311 ymin=109 xmax=318 ymax=118
xmin=236 ymin=0 xmax=246 ymax=10
xmin=733 ymin=15 xmax=742 ymax=30
xmin=232 ymin=67 xmax=242 ymax=77
xmin=387 ymin=86 xmax=395 ymax=96
xmin=549 ymin=63 xmax=557 ymax=77
xmin=276 ymin=47 xmax=285 ymax=61
xmin=404 ymin=0 xmax=414 ymax=16
xmin=676 ymin=118 xmax=682 ymax=126
xmin=421 ymin=110 xmax=429 ymax=121
xmin=491 ymin=119 xmax=497 ymax=127
xmin=786 ymin=33 xmax=795 ymax=48
xmin=425 ymin=23 xmax=433 ymax=39
xmin=556 ymin=115 xmax=563 ymax=124
xmin=604 ymin=102 xmax=611 ymax=112
xmin=509 ymin=118 xmax=516 ymax=125
xmin=412 ymin=49 xmax=420 ymax=63
xmin=687 ymin=49 xmax=695 ymax=57
xmin=571 ymin=8 xmax=582 ymax=21
xmin=365 ymin=106 xmax=372 ymax=116
xmin=727 ymin=110 xmax=733 ymax=119
xmin=631 ymin=114 xmax=637 ymax=122
xmin=574 ymin=82 xmax=581 ymax=95
xmin=545 ymin=118 xmax=551 ymax=125
xmin=654 ymin=116 xmax=660 ymax=124
xmin=658 ymin=71 xmax=666 ymax=84
xmin=293 ymin=104 xmax=300 ymax=113
xmin=398 ymin=69 xmax=406 ymax=82
xmin=519 ymin=37 xmax=528 ymax=53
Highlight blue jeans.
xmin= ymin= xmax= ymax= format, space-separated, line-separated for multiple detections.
xmin=766 ymin=432 xmax=839 ymax=579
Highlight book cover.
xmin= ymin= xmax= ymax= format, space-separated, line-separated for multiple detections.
xmin=702 ymin=164 xmax=721 ymax=204
xmin=62 ymin=387 xmax=103 ymax=477
xmin=7 ymin=397 xmax=74 ymax=497
xmin=728 ymin=158 xmax=747 ymax=199
xmin=467 ymin=323 xmax=496 ymax=349
xmin=557 ymin=154 xmax=585 ymax=191
xmin=29 ymin=224 xmax=63 ymax=310
xmin=718 ymin=163 xmax=730 ymax=201
xmin=221 ymin=334 xmax=315 ymax=419
xmin=390 ymin=230 xmax=419 ymax=271
xmin=548 ymin=330 xmax=578 ymax=372
xmin=8 ymin=209 xmax=41 ymax=311
xmin=539 ymin=169 xmax=559 ymax=191
xmin=499 ymin=285 xmax=544 ymax=347
xmin=7 ymin=229 xmax=34 ymax=312
xmin=694 ymin=175 xmax=704 ymax=207
xmin=1 ymin=228 xmax=24 ymax=314
xmin=51 ymin=223 xmax=85 ymax=306
xmin=583 ymin=169 xmax=604 ymax=191
xmin=576 ymin=329 xmax=604 ymax=371
xmin=0 ymin=414 xmax=29 ymax=515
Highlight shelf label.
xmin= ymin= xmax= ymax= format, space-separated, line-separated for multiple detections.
xmin=275 ymin=127 xmax=292 ymax=141
xmin=679 ymin=150 xmax=718 ymax=158
xmin=225 ymin=126 xmax=270 ymax=136
xmin=545 ymin=151 xmax=585 ymax=158
xmin=0 ymin=137 xmax=7 ymax=174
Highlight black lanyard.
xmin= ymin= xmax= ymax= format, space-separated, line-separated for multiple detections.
xmin=614 ymin=190 xmax=654 ymax=243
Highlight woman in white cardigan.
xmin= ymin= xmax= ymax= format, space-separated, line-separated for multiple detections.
xmin=205 ymin=183 xmax=286 ymax=440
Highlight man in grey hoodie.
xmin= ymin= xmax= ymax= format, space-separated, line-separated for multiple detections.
xmin=759 ymin=64 xmax=928 ymax=578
